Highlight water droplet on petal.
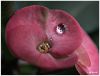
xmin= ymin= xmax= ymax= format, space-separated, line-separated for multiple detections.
xmin=56 ymin=23 xmax=67 ymax=34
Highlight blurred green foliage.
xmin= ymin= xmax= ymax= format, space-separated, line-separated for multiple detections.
xmin=1 ymin=1 xmax=99 ymax=75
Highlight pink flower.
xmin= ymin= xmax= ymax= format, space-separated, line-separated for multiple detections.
xmin=5 ymin=5 xmax=99 ymax=75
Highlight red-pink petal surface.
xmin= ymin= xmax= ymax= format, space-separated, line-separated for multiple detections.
xmin=46 ymin=10 xmax=82 ymax=58
xmin=75 ymin=28 xmax=99 ymax=75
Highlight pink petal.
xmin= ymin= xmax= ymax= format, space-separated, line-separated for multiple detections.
xmin=75 ymin=28 xmax=99 ymax=75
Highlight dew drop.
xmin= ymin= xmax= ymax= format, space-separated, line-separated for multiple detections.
xmin=56 ymin=23 xmax=67 ymax=34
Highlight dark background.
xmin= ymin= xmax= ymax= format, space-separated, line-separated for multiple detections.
xmin=1 ymin=1 xmax=99 ymax=75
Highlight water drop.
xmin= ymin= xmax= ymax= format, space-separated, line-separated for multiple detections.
xmin=56 ymin=23 xmax=67 ymax=34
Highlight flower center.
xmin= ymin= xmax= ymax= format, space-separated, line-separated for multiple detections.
xmin=37 ymin=41 xmax=51 ymax=53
